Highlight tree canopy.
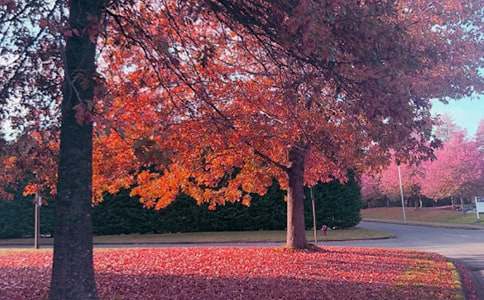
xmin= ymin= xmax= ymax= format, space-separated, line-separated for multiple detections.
xmin=0 ymin=0 xmax=483 ymax=297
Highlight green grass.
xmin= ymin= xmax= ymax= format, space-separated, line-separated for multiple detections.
xmin=362 ymin=207 xmax=484 ymax=226
xmin=0 ymin=227 xmax=392 ymax=246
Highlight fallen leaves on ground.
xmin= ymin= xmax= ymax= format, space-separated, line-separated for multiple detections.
xmin=0 ymin=247 xmax=465 ymax=299
xmin=454 ymin=262 xmax=479 ymax=300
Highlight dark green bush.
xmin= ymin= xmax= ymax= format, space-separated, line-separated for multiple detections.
xmin=0 ymin=195 xmax=55 ymax=238
xmin=0 ymin=174 xmax=361 ymax=238
xmin=305 ymin=170 xmax=362 ymax=229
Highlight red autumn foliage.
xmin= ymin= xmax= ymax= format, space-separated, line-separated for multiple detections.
xmin=454 ymin=262 xmax=479 ymax=300
xmin=0 ymin=247 xmax=467 ymax=300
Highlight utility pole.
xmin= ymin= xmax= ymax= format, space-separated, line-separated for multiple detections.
xmin=397 ymin=161 xmax=407 ymax=223
xmin=476 ymin=197 xmax=481 ymax=222
xmin=310 ymin=187 xmax=317 ymax=244
xmin=34 ymin=193 xmax=41 ymax=249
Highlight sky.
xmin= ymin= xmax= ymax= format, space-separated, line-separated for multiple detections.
xmin=431 ymin=95 xmax=484 ymax=137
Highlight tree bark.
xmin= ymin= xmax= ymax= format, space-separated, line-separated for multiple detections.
xmin=50 ymin=1 xmax=103 ymax=299
xmin=286 ymin=145 xmax=307 ymax=249
xmin=460 ymin=197 xmax=465 ymax=215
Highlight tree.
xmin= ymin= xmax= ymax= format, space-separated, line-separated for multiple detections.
xmin=434 ymin=114 xmax=460 ymax=143
xmin=361 ymin=174 xmax=388 ymax=207
xmin=1 ymin=0 xmax=103 ymax=296
xmin=47 ymin=1 xmax=104 ymax=299
xmin=6 ymin=1 xmax=380 ymax=297
xmin=0 ymin=131 xmax=57 ymax=200
xmin=420 ymin=130 xmax=483 ymax=204
xmin=476 ymin=119 xmax=484 ymax=153
xmin=1 ymin=1 xmax=483 ymax=297
xmin=379 ymin=161 xmax=425 ymax=207
xmin=363 ymin=123 xmax=484 ymax=207
xmin=475 ymin=120 xmax=484 ymax=196
xmin=93 ymin=0 xmax=483 ymax=250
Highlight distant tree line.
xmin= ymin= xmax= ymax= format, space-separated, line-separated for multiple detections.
xmin=362 ymin=118 xmax=484 ymax=209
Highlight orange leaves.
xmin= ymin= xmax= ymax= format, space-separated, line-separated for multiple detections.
xmin=136 ymin=170 xmax=156 ymax=185
xmin=0 ymin=131 xmax=58 ymax=201
xmin=46 ymin=0 xmax=484 ymax=212
xmin=22 ymin=183 xmax=39 ymax=196
xmin=241 ymin=194 xmax=251 ymax=206
xmin=2 ymin=156 xmax=16 ymax=169
xmin=130 ymin=165 xmax=191 ymax=209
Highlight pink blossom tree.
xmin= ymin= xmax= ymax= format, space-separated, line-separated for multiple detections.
xmin=476 ymin=119 xmax=484 ymax=153
xmin=378 ymin=161 xmax=425 ymax=208
xmin=361 ymin=174 xmax=385 ymax=207
xmin=421 ymin=130 xmax=483 ymax=209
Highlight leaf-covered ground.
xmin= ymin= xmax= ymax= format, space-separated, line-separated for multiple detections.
xmin=0 ymin=247 xmax=468 ymax=299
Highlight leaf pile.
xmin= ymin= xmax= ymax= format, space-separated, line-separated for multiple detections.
xmin=0 ymin=247 xmax=464 ymax=299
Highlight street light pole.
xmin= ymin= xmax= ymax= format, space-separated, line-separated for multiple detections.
xmin=34 ymin=193 xmax=41 ymax=249
xmin=397 ymin=163 xmax=407 ymax=223
xmin=310 ymin=187 xmax=317 ymax=244
xmin=476 ymin=197 xmax=481 ymax=222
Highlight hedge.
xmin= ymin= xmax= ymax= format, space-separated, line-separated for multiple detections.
xmin=0 ymin=174 xmax=361 ymax=238
xmin=0 ymin=194 xmax=55 ymax=239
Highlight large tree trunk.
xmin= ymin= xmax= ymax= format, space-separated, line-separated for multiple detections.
xmin=50 ymin=1 xmax=103 ymax=299
xmin=460 ymin=197 xmax=465 ymax=215
xmin=286 ymin=145 xmax=307 ymax=249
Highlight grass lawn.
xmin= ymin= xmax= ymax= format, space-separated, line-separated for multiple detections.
xmin=0 ymin=227 xmax=392 ymax=246
xmin=0 ymin=247 xmax=469 ymax=299
xmin=362 ymin=207 xmax=483 ymax=226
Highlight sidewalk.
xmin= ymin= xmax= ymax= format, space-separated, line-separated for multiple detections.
xmin=363 ymin=218 xmax=484 ymax=230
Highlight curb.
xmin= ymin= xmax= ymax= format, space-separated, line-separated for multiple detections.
xmin=451 ymin=259 xmax=483 ymax=300
xmin=0 ymin=235 xmax=395 ymax=248
xmin=363 ymin=219 xmax=484 ymax=230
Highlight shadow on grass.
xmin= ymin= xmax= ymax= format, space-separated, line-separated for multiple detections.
xmin=94 ymin=273 xmax=458 ymax=300
xmin=0 ymin=267 xmax=460 ymax=300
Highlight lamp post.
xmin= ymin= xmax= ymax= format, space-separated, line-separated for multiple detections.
xmin=310 ymin=187 xmax=317 ymax=244
xmin=476 ymin=196 xmax=481 ymax=222
xmin=34 ymin=193 xmax=42 ymax=249
xmin=396 ymin=161 xmax=407 ymax=223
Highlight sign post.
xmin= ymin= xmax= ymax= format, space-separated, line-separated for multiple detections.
xmin=476 ymin=197 xmax=484 ymax=222
xmin=34 ymin=193 xmax=41 ymax=249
